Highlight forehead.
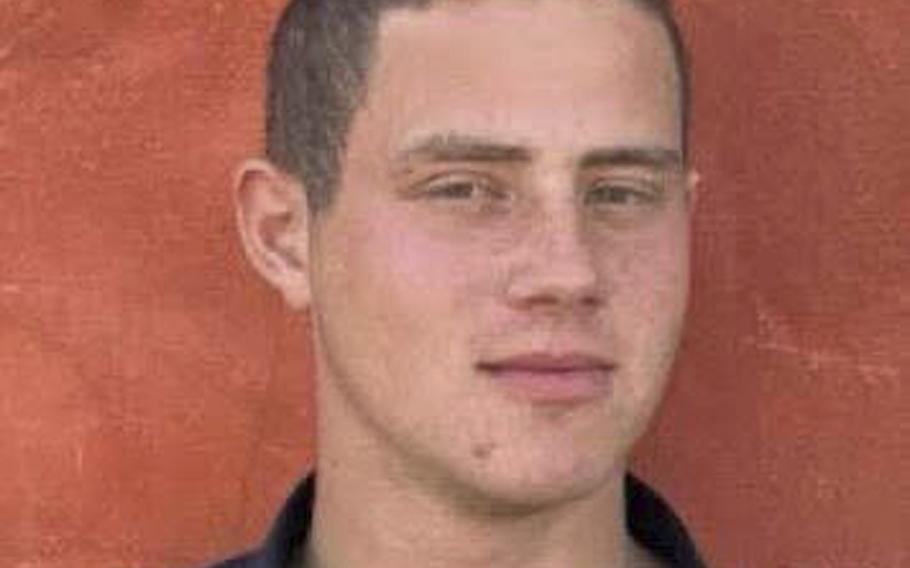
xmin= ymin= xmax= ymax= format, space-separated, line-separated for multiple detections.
xmin=354 ymin=0 xmax=681 ymax=160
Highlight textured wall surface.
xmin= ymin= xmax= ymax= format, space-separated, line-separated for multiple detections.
xmin=1 ymin=1 xmax=906 ymax=567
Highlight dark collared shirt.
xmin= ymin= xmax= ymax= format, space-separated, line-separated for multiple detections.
xmin=208 ymin=473 xmax=705 ymax=568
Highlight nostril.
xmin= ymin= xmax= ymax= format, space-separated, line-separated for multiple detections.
xmin=504 ymin=258 xmax=603 ymax=310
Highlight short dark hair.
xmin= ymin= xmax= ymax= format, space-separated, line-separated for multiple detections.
xmin=266 ymin=0 xmax=690 ymax=212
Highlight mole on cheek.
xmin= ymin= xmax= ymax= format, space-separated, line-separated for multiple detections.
xmin=471 ymin=442 xmax=497 ymax=461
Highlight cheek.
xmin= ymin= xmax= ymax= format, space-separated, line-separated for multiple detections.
xmin=596 ymin=223 xmax=689 ymax=442
xmin=366 ymin=222 xmax=482 ymax=305
xmin=608 ymin=211 xmax=690 ymax=307
xmin=351 ymin=204 xmax=507 ymax=307
xmin=607 ymin=217 xmax=690 ymax=368
xmin=311 ymin=210 xmax=475 ymax=431
xmin=318 ymin=206 xmax=489 ymax=365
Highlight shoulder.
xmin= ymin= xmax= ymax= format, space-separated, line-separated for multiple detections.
xmin=626 ymin=474 xmax=706 ymax=568
xmin=197 ymin=475 xmax=316 ymax=568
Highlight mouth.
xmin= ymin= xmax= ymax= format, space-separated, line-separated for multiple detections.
xmin=477 ymin=352 xmax=615 ymax=404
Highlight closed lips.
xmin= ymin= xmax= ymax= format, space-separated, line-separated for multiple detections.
xmin=477 ymin=353 xmax=615 ymax=374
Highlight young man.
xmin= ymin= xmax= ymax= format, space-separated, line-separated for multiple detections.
xmin=220 ymin=0 xmax=703 ymax=566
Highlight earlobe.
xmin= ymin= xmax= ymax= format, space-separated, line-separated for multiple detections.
xmin=233 ymin=159 xmax=312 ymax=310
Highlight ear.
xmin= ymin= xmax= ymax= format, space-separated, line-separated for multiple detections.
xmin=685 ymin=169 xmax=702 ymax=210
xmin=233 ymin=159 xmax=312 ymax=310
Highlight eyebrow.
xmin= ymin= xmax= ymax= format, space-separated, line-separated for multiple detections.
xmin=394 ymin=132 xmax=683 ymax=170
xmin=394 ymin=133 xmax=533 ymax=165
xmin=579 ymin=147 xmax=684 ymax=170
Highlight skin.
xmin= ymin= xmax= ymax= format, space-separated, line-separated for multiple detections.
xmin=235 ymin=0 xmax=697 ymax=567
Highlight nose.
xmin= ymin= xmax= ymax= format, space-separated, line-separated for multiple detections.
xmin=505 ymin=206 xmax=603 ymax=311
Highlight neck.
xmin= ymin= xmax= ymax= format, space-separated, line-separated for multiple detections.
xmin=305 ymin=380 xmax=652 ymax=568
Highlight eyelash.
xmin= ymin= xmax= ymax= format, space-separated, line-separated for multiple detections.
xmin=584 ymin=177 xmax=663 ymax=206
xmin=411 ymin=172 xmax=668 ymax=214
xmin=419 ymin=174 xmax=508 ymax=202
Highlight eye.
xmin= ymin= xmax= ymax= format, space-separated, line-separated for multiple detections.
xmin=584 ymin=177 xmax=661 ymax=207
xmin=421 ymin=174 xmax=508 ymax=202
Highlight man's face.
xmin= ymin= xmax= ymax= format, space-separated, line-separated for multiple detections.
xmin=308 ymin=0 xmax=690 ymax=507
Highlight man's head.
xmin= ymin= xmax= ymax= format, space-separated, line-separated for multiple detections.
xmin=264 ymin=0 xmax=690 ymax=213
xmin=237 ymin=0 xmax=695 ymax=512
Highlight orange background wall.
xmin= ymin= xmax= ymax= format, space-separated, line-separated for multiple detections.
xmin=1 ymin=1 xmax=906 ymax=567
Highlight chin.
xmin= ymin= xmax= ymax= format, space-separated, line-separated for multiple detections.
xmin=449 ymin=451 xmax=620 ymax=516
